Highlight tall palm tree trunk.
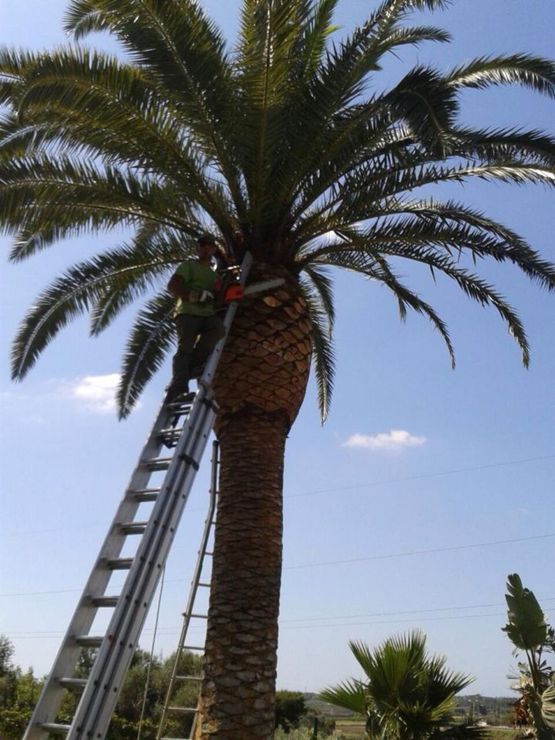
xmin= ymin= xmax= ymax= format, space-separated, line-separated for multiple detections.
xmin=195 ymin=265 xmax=313 ymax=738
xmin=197 ymin=410 xmax=287 ymax=738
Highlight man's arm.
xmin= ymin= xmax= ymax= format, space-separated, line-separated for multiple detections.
xmin=167 ymin=273 xmax=192 ymax=302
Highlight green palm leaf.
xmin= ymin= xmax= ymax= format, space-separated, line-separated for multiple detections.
xmin=445 ymin=54 xmax=555 ymax=97
xmin=117 ymin=291 xmax=176 ymax=418
xmin=299 ymin=269 xmax=335 ymax=420
xmin=503 ymin=573 xmax=548 ymax=651
xmin=10 ymin=240 xmax=173 ymax=379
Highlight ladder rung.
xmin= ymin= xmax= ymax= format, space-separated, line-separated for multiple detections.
xmin=75 ymin=635 xmax=103 ymax=648
xmin=198 ymin=582 xmax=211 ymax=587
xmin=168 ymin=706 xmax=198 ymax=713
xmin=58 ymin=677 xmax=87 ymax=689
xmin=129 ymin=488 xmax=159 ymax=502
xmin=182 ymin=612 xmax=208 ymax=620
xmin=175 ymin=674 xmax=203 ymax=681
xmin=144 ymin=456 xmax=173 ymax=471
xmin=166 ymin=396 xmax=196 ymax=408
xmin=90 ymin=595 xmax=118 ymax=607
xmin=106 ymin=557 xmax=133 ymax=570
xmin=41 ymin=723 xmax=70 ymax=734
xmin=119 ymin=521 xmax=148 ymax=535
xmin=183 ymin=645 xmax=204 ymax=651
xmin=159 ymin=426 xmax=183 ymax=438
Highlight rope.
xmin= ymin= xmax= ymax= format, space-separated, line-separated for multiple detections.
xmin=136 ymin=565 xmax=166 ymax=740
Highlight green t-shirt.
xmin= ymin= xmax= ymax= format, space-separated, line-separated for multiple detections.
xmin=173 ymin=259 xmax=221 ymax=317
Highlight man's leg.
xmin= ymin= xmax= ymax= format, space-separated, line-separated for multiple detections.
xmin=190 ymin=314 xmax=226 ymax=373
xmin=168 ymin=314 xmax=203 ymax=395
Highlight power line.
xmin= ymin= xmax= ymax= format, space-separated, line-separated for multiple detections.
xmin=0 ymin=588 xmax=82 ymax=598
xmin=285 ymin=453 xmax=555 ymax=500
xmin=6 ymin=599 xmax=555 ymax=633
xmin=3 ymin=453 xmax=554 ymax=538
xmin=279 ymin=597 xmax=555 ymax=624
xmin=7 ymin=606 xmax=555 ymax=640
xmin=2 ymin=532 xmax=553 ymax=598
xmin=282 ymin=533 xmax=555 ymax=570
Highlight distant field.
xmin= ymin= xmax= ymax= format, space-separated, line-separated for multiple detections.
xmin=333 ymin=721 xmax=523 ymax=739
xmin=333 ymin=720 xmax=366 ymax=738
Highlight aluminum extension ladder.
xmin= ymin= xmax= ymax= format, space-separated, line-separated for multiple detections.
xmin=23 ymin=254 xmax=253 ymax=740
xmin=155 ymin=440 xmax=220 ymax=740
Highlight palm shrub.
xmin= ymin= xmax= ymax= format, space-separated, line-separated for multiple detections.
xmin=503 ymin=574 xmax=555 ymax=739
xmin=1 ymin=0 xmax=555 ymax=736
xmin=321 ymin=631 xmax=489 ymax=739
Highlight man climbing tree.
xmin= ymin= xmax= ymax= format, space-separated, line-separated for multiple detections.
xmin=166 ymin=235 xmax=226 ymax=402
xmin=2 ymin=0 xmax=555 ymax=737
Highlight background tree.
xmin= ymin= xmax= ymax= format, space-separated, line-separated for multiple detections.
xmin=1 ymin=0 xmax=555 ymax=736
xmin=275 ymin=690 xmax=307 ymax=733
xmin=0 ymin=636 xmax=40 ymax=739
xmin=57 ymin=648 xmax=203 ymax=739
xmin=320 ymin=631 xmax=489 ymax=739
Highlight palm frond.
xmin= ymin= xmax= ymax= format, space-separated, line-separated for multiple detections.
xmin=334 ymin=158 xmax=555 ymax=222
xmin=319 ymin=678 xmax=367 ymax=715
xmin=10 ymin=247 xmax=166 ymax=380
xmin=0 ymin=47 xmax=41 ymax=104
xmin=383 ymin=66 xmax=458 ymax=155
xmin=302 ymin=211 xmax=555 ymax=292
xmin=362 ymin=0 xmax=450 ymax=47
xmin=294 ymin=0 xmax=341 ymax=81
xmin=0 ymin=154 xmax=197 ymax=259
xmin=235 ymin=0 xmax=320 ymax=233
xmin=303 ymin=264 xmax=335 ymax=326
xmin=63 ymin=0 xmax=109 ymax=37
xmin=314 ymin=246 xmax=457 ymax=366
xmin=304 ymin=219 xmax=537 ymax=365
xmin=1 ymin=47 xmax=241 ymax=227
xmin=299 ymin=271 xmax=335 ymax=421
xmin=88 ymin=226 xmax=184 ymax=335
xmin=445 ymin=54 xmax=555 ymax=98
xmin=374 ymin=24 xmax=451 ymax=57
xmin=64 ymin=0 xmax=244 ymax=213
xmin=454 ymin=127 xmax=555 ymax=166
xmin=117 ymin=291 xmax=176 ymax=418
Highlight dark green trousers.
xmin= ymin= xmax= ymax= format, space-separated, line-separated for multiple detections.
xmin=169 ymin=312 xmax=225 ymax=393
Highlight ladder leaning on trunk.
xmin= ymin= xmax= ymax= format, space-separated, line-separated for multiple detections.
xmin=155 ymin=439 xmax=220 ymax=740
xmin=23 ymin=253 xmax=253 ymax=740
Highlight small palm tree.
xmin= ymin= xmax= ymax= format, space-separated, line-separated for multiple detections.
xmin=321 ymin=631 xmax=488 ymax=739
xmin=1 ymin=0 xmax=555 ymax=736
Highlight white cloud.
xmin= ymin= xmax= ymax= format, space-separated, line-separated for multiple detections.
xmin=69 ymin=373 xmax=121 ymax=414
xmin=342 ymin=429 xmax=427 ymax=451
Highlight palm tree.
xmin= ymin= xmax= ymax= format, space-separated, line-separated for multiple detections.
xmin=321 ymin=631 xmax=488 ymax=739
xmin=1 ymin=0 xmax=554 ymax=736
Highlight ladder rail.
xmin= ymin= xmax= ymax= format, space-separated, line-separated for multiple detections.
xmin=23 ymin=399 xmax=176 ymax=739
xmin=23 ymin=253 xmax=252 ymax=739
xmin=70 ymin=395 xmax=216 ymax=737
xmin=156 ymin=440 xmax=219 ymax=740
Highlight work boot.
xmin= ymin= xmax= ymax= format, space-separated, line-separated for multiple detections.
xmin=166 ymin=382 xmax=193 ymax=403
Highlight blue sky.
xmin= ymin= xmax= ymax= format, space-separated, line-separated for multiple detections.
xmin=1 ymin=0 xmax=554 ymax=698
